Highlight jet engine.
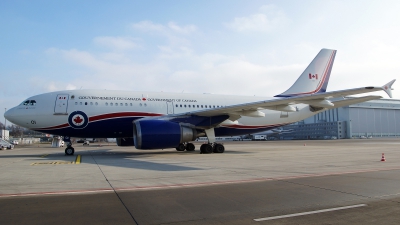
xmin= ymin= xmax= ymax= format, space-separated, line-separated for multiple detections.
xmin=133 ymin=120 xmax=198 ymax=149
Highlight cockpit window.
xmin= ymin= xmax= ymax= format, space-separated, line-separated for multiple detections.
xmin=21 ymin=100 xmax=36 ymax=106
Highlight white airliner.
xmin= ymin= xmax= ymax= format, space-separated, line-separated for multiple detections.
xmin=4 ymin=49 xmax=395 ymax=155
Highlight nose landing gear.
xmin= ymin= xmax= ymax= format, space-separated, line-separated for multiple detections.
xmin=65 ymin=143 xmax=75 ymax=156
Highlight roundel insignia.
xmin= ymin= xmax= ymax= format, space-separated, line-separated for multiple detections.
xmin=68 ymin=111 xmax=89 ymax=129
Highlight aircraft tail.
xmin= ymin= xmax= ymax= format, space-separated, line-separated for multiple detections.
xmin=275 ymin=49 xmax=337 ymax=97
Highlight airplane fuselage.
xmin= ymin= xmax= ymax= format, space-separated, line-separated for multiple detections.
xmin=6 ymin=89 xmax=315 ymax=138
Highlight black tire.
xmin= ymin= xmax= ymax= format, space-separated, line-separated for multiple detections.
xmin=186 ymin=143 xmax=195 ymax=151
xmin=65 ymin=147 xmax=75 ymax=156
xmin=213 ymin=144 xmax=225 ymax=153
xmin=176 ymin=143 xmax=186 ymax=151
xmin=201 ymin=144 xmax=213 ymax=154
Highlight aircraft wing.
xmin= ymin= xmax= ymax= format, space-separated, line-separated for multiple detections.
xmin=175 ymin=80 xmax=395 ymax=119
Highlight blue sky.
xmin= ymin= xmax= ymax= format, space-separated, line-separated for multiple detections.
xmin=1 ymin=0 xmax=400 ymax=122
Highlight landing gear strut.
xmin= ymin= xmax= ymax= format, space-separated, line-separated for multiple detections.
xmin=65 ymin=143 xmax=75 ymax=156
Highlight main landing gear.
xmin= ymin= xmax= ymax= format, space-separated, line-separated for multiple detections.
xmin=176 ymin=143 xmax=196 ymax=152
xmin=65 ymin=143 xmax=75 ymax=156
xmin=175 ymin=142 xmax=225 ymax=153
xmin=200 ymin=143 xmax=225 ymax=154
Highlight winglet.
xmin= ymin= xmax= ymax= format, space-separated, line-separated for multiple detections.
xmin=382 ymin=79 xmax=396 ymax=98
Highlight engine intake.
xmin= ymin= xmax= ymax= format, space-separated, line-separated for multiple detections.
xmin=133 ymin=120 xmax=197 ymax=149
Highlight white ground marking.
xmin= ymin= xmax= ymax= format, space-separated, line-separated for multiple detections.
xmin=254 ymin=204 xmax=367 ymax=222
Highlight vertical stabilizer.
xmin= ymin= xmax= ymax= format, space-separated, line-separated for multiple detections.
xmin=275 ymin=49 xmax=336 ymax=97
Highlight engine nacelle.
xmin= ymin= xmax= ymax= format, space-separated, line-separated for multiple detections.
xmin=116 ymin=138 xmax=135 ymax=146
xmin=133 ymin=120 xmax=197 ymax=149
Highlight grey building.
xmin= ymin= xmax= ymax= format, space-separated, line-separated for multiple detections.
xmin=278 ymin=98 xmax=400 ymax=140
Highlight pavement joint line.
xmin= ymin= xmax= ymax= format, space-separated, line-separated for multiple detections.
xmin=89 ymin=150 xmax=139 ymax=225
xmin=40 ymin=154 xmax=49 ymax=158
xmin=0 ymin=189 xmax=115 ymax=198
xmin=4 ymin=166 xmax=400 ymax=197
xmin=254 ymin=204 xmax=367 ymax=221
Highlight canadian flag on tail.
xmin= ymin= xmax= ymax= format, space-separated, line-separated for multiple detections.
xmin=309 ymin=73 xmax=318 ymax=80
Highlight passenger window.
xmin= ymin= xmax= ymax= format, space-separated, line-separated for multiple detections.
xmin=201 ymin=105 xmax=203 ymax=108
xmin=80 ymin=102 xmax=82 ymax=105
xmin=85 ymin=102 xmax=88 ymax=105
xmin=95 ymin=102 xmax=98 ymax=106
xmin=116 ymin=103 xmax=118 ymax=106
xmin=130 ymin=103 xmax=132 ymax=106
xmin=125 ymin=103 xmax=128 ymax=106
xmin=106 ymin=102 xmax=108 ymax=106
xmin=90 ymin=102 xmax=93 ymax=105
xmin=75 ymin=102 xmax=78 ymax=105
xmin=120 ymin=103 xmax=123 ymax=106
xmin=110 ymin=103 xmax=113 ymax=106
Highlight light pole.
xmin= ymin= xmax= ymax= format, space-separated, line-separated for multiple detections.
xmin=3 ymin=108 xmax=6 ymax=140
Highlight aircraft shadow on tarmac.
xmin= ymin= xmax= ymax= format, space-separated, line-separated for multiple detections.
xmin=4 ymin=149 xmax=201 ymax=171
xmin=0 ymin=147 xmax=251 ymax=171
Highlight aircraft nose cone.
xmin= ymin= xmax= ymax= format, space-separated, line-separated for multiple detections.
xmin=4 ymin=109 xmax=11 ymax=120
xmin=4 ymin=108 xmax=15 ymax=123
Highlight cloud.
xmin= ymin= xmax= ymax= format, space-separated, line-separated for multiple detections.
xmin=131 ymin=20 xmax=197 ymax=35
xmin=167 ymin=22 xmax=197 ymax=34
xmin=93 ymin=36 xmax=139 ymax=51
xmin=131 ymin=20 xmax=166 ymax=33
xmin=225 ymin=4 xmax=289 ymax=32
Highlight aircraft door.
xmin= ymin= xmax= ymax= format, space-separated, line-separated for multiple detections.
xmin=166 ymin=101 xmax=174 ymax=114
xmin=54 ymin=94 xmax=69 ymax=114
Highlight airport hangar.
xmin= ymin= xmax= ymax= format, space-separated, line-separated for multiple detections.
xmin=275 ymin=97 xmax=400 ymax=140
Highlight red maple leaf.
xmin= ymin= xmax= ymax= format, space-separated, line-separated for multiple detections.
xmin=142 ymin=98 xmax=147 ymax=101
xmin=74 ymin=116 xmax=83 ymax=124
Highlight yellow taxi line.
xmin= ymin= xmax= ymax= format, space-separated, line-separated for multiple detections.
xmin=30 ymin=155 xmax=81 ymax=165
xmin=75 ymin=155 xmax=81 ymax=164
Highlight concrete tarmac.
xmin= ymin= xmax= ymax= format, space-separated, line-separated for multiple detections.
xmin=0 ymin=139 xmax=400 ymax=224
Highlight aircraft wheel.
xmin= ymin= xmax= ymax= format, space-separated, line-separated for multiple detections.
xmin=213 ymin=144 xmax=225 ymax=153
xmin=186 ymin=143 xmax=195 ymax=151
xmin=176 ymin=143 xmax=186 ymax=151
xmin=65 ymin=147 xmax=75 ymax=156
xmin=200 ymin=144 xmax=213 ymax=154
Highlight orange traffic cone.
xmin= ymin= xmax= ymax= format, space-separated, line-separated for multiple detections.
xmin=381 ymin=153 xmax=386 ymax=162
